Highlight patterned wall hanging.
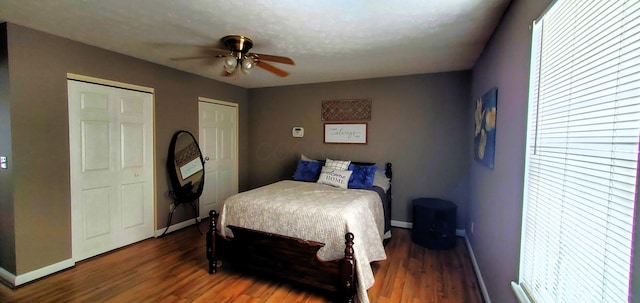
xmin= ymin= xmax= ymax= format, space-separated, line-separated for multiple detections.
xmin=321 ymin=99 xmax=371 ymax=121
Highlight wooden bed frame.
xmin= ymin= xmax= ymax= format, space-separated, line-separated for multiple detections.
xmin=206 ymin=163 xmax=392 ymax=303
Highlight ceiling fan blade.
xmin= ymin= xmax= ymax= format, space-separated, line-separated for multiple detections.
xmin=169 ymin=55 xmax=212 ymax=61
xmin=256 ymin=60 xmax=290 ymax=77
xmin=199 ymin=47 xmax=233 ymax=57
xmin=251 ymin=53 xmax=295 ymax=65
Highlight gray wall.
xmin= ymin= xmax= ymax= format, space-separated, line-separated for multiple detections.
xmin=2 ymin=23 xmax=249 ymax=275
xmin=468 ymin=0 xmax=554 ymax=302
xmin=9 ymin=2 xmax=637 ymax=300
xmin=634 ymin=172 xmax=639 ymax=301
xmin=248 ymin=72 xmax=471 ymax=226
xmin=0 ymin=23 xmax=16 ymax=274
xmin=471 ymin=1 xmax=640 ymax=302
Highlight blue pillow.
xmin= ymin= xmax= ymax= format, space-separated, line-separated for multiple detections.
xmin=348 ymin=163 xmax=377 ymax=189
xmin=293 ymin=160 xmax=323 ymax=182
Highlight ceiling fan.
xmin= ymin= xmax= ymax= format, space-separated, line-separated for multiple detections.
xmin=170 ymin=35 xmax=295 ymax=77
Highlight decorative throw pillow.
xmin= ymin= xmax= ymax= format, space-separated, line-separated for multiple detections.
xmin=293 ymin=160 xmax=323 ymax=182
xmin=348 ymin=163 xmax=377 ymax=189
xmin=324 ymin=158 xmax=351 ymax=170
xmin=317 ymin=166 xmax=353 ymax=189
xmin=373 ymin=170 xmax=391 ymax=192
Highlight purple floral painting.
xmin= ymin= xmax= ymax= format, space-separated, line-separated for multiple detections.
xmin=474 ymin=88 xmax=497 ymax=169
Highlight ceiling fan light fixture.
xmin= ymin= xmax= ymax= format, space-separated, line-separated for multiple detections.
xmin=240 ymin=56 xmax=255 ymax=74
xmin=223 ymin=55 xmax=238 ymax=73
xmin=170 ymin=35 xmax=293 ymax=77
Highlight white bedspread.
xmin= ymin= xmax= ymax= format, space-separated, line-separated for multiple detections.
xmin=218 ymin=180 xmax=387 ymax=303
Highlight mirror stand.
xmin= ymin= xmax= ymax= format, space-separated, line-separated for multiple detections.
xmin=160 ymin=192 xmax=202 ymax=237
xmin=160 ymin=130 xmax=206 ymax=237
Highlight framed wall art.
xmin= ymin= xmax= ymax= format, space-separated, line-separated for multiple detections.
xmin=324 ymin=123 xmax=368 ymax=144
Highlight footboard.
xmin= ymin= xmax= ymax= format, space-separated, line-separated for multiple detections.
xmin=207 ymin=210 xmax=356 ymax=303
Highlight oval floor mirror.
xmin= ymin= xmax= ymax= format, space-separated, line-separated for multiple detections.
xmin=162 ymin=130 xmax=205 ymax=236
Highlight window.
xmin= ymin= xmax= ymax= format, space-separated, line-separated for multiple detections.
xmin=514 ymin=1 xmax=640 ymax=302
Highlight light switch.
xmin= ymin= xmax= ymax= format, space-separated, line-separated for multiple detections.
xmin=0 ymin=156 xmax=6 ymax=169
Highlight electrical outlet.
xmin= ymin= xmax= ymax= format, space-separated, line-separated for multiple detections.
xmin=471 ymin=221 xmax=475 ymax=233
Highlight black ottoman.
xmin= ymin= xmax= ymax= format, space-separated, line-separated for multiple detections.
xmin=412 ymin=198 xmax=457 ymax=250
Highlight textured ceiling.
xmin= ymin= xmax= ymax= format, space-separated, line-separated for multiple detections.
xmin=0 ymin=0 xmax=510 ymax=88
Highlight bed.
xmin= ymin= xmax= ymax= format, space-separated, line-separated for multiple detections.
xmin=206 ymin=160 xmax=392 ymax=303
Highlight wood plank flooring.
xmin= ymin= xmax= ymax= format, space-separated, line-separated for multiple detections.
xmin=0 ymin=224 xmax=483 ymax=302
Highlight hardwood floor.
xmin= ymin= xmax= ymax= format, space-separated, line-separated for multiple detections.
xmin=0 ymin=224 xmax=483 ymax=303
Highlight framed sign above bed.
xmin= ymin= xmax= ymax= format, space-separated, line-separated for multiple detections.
xmin=324 ymin=123 xmax=368 ymax=144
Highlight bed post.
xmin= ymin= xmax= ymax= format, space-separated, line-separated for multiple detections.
xmin=207 ymin=210 xmax=218 ymax=274
xmin=386 ymin=163 xmax=393 ymax=239
xmin=339 ymin=232 xmax=356 ymax=303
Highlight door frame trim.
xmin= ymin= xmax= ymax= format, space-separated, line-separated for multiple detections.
xmin=198 ymin=97 xmax=239 ymax=219
xmin=198 ymin=97 xmax=237 ymax=108
xmin=67 ymin=73 xmax=154 ymax=93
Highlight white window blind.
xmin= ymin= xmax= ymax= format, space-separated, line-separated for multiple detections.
xmin=516 ymin=0 xmax=640 ymax=302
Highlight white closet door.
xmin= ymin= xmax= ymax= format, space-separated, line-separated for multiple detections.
xmin=198 ymin=100 xmax=238 ymax=218
xmin=68 ymin=80 xmax=154 ymax=261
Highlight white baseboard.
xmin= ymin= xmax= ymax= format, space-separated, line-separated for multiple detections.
xmin=391 ymin=220 xmax=465 ymax=237
xmin=154 ymin=218 xmax=199 ymax=237
xmin=391 ymin=220 xmax=413 ymax=229
xmin=0 ymin=266 xmax=16 ymax=286
xmin=0 ymin=258 xmax=75 ymax=287
xmin=464 ymin=233 xmax=492 ymax=303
